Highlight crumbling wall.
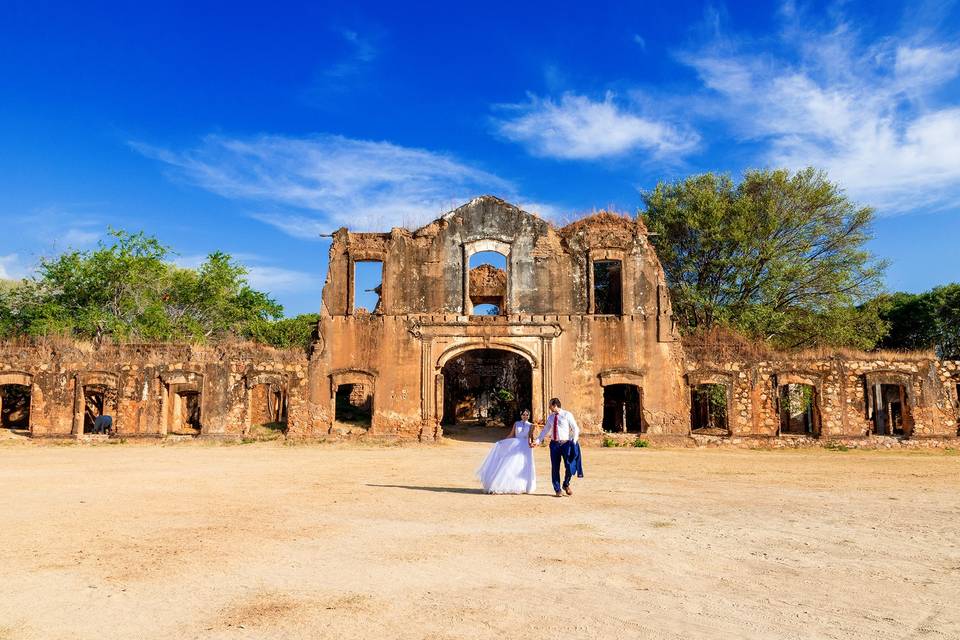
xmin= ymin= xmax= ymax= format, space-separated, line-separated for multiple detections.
xmin=313 ymin=196 xmax=690 ymax=442
xmin=0 ymin=341 xmax=308 ymax=439
xmin=685 ymin=352 xmax=960 ymax=447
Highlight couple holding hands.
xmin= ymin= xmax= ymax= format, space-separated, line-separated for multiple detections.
xmin=475 ymin=398 xmax=582 ymax=497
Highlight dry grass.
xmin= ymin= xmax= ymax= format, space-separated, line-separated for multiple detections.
xmin=681 ymin=326 xmax=938 ymax=363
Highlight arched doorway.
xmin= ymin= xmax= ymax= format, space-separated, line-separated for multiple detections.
xmin=440 ymin=348 xmax=532 ymax=441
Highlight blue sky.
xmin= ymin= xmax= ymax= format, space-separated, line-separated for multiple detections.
xmin=2 ymin=0 xmax=959 ymax=315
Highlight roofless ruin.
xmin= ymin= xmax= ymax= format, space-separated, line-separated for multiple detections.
xmin=2 ymin=196 xmax=958 ymax=445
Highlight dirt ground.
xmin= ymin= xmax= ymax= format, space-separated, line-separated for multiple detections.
xmin=0 ymin=439 xmax=958 ymax=640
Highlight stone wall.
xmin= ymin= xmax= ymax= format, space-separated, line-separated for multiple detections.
xmin=3 ymin=197 xmax=958 ymax=448
xmin=682 ymin=352 xmax=960 ymax=448
xmin=0 ymin=342 xmax=307 ymax=439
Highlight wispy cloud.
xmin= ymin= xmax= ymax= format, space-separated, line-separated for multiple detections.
xmin=173 ymin=253 xmax=315 ymax=295
xmin=0 ymin=254 xmax=27 ymax=281
xmin=678 ymin=6 xmax=960 ymax=213
xmin=325 ymin=28 xmax=378 ymax=79
xmin=62 ymin=228 xmax=101 ymax=247
xmin=132 ymin=134 xmax=519 ymax=234
xmin=494 ymin=92 xmax=699 ymax=160
xmin=245 ymin=265 xmax=315 ymax=294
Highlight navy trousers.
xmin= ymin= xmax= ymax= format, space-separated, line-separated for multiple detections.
xmin=549 ymin=440 xmax=575 ymax=492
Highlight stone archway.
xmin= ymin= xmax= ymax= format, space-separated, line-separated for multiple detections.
xmin=438 ymin=348 xmax=533 ymax=440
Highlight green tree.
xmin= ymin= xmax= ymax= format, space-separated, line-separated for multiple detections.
xmin=242 ymin=313 xmax=319 ymax=350
xmin=4 ymin=229 xmax=284 ymax=343
xmin=642 ymin=168 xmax=887 ymax=349
xmin=878 ymin=285 xmax=960 ymax=358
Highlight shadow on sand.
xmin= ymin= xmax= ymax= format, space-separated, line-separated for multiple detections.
xmin=365 ymin=484 xmax=487 ymax=495
xmin=441 ymin=422 xmax=513 ymax=444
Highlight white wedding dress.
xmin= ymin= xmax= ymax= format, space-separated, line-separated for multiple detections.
xmin=476 ymin=421 xmax=537 ymax=494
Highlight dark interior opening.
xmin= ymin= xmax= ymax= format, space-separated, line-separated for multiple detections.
xmin=441 ymin=349 xmax=532 ymax=432
xmin=691 ymin=383 xmax=729 ymax=433
xmin=0 ymin=384 xmax=30 ymax=429
xmin=593 ymin=260 xmax=623 ymax=315
xmin=171 ymin=390 xmax=202 ymax=435
xmin=83 ymin=385 xmax=117 ymax=433
xmin=870 ymin=383 xmax=909 ymax=436
xmin=335 ymin=383 xmax=372 ymax=428
xmin=778 ymin=383 xmax=818 ymax=435
xmin=251 ymin=383 xmax=287 ymax=431
xmin=602 ymin=384 xmax=644 ymax=433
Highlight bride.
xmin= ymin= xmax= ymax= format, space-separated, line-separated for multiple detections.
xmin=476 ymin=409 xmax=537 ymax=494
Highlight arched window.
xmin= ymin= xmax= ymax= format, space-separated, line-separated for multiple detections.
xmin=464 ymin=244 xmax=509 ymax=315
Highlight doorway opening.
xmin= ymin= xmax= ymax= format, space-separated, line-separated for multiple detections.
xmin=778 ymin=383 xmax=818 ymax=436
xmin=440 ymin=348 xmax=532 ymax=441
xmin=691 ymin=383 xmax=730 ymax=434
xmin=82 ymin=384 xmax=118 ymax=434
xmin=869 ymin=383 xmax=911 ymax=437
xmin=602 ymin=384 xmax=644 ymax=433
xmin=0 ymin=384 xmax=30 ymax=430
xmin=249 ymin=383 xmax=287 ymax=435
xmin=334 ymin=382 xmax=373 ymax=428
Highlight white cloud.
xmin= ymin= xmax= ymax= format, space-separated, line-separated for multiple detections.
xmin=323 ymin=28 xmax=378 ymax=82
xmin=172 ymin=253 xmax=315 ymax=295
xmin=679 ymin=10 xmax=960 ymax=213
xmin=62 ymin=228 xmax=100 ymax=247
xmin=0 ymin=254 xmax=26 ymax=281
xmin=245 ymin=265 xmax=315 ymax=293
xmin=132 ymin=134 xmax=531 ymax=234
xmin=495 ymin=92 xmax=699 ymax=160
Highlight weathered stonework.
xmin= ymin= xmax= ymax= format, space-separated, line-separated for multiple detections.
xmin=2 ymin=196 xmax=959 ymax=447
xmin=0 ymin=342 xmax=306 ymax=439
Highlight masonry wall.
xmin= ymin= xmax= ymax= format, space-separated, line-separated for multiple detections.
xmin=0 ymin=342 xmax=307 ymax=439
xmin=308 ymin=195 xmax=690 ymax=441
xmin=684 ymin=354 xmax=960 ymax=447
xmin=4 ymin=196 xmax=959 ymax=447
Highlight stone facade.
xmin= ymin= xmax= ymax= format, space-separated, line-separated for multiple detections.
xmin=2 ymin=196 xmax=959 ymax=446
xmin=0 ymin=342 xmax=306 ymax=439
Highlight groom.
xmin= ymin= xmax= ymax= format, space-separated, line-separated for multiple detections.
xmin=535 ymin=398 xmax=580 ymax=497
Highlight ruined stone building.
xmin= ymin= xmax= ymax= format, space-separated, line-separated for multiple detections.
xmin=2 ymin=196 xmax=959 ymax=446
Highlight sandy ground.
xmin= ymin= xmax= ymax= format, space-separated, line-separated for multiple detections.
xmin=0 ymin=438 xmax=958 ymax=640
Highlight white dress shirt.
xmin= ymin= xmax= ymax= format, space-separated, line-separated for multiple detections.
xmin=536 ymin=408 xmax=580 ymax=444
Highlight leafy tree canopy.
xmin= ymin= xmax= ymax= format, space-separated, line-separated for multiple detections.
xmin=642 ymin=168 xmax=887 ymax=349
xmin=877 ymin=285 xmax=960 ymax=358
xmin=0 ymin=229 xmax=304 ymax=345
